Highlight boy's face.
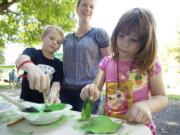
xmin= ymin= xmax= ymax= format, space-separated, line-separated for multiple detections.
xmin=41 ymin=30 xmax=63 ymax=54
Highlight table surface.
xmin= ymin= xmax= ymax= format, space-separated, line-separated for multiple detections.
xmin=0 ymin=92 xmax=152 ymax=135
xmin=0 ymin=110 xmax=152 ymax=135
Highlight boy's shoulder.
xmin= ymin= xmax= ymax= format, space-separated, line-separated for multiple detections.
xmin=54 ymin=58 xmax=63 ymax=65
xmin=23 ymin=47 xmax=41 ymax=54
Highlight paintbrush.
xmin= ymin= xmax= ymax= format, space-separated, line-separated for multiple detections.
xmin=0 ymin=92 xmax=39 ymax=112
xmin=42 ymin=90 xmax=51 ymax=112
xmin=7 ymin=118 xmax=25 ymax=127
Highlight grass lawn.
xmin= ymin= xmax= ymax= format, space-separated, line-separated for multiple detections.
xmin=168 ymin=94 xmax=180 ymax=100
xmin=0 ymin=81 xmax=20 ymax=90
xmin=0 ymin=82 xmax=180 ymax=100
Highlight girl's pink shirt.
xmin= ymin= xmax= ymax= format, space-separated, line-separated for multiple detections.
xmin=99 ymin=56 xmax=161 ymax=102
xmin=99 ymin=56 xmax=161 ymax=135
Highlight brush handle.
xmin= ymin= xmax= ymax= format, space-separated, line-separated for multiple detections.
xmin=0 ymin=92 xmax=26 ymax=110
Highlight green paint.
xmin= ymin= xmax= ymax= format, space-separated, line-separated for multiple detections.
xmin=80 ymin=115 xmax=123 ymax=134
xmin=44 ymin=103 xmax=66 ymax=112
xmin=27 ymin=103 xmax=66 ymax=114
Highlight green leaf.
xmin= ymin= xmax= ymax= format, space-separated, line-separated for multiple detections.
xmin=81 ymin=115 xmax=123 ymax=134
xmin=0 ymin=0 xmax=76 ymax=48
xmin=81 ymin=100 xmax=93 ymax=120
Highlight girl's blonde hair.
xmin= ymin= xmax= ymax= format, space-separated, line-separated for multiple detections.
xmin=111 ymin=8 xmax=157 ymax=76
xmin=41 ymin=25 xmax=64 ymax=41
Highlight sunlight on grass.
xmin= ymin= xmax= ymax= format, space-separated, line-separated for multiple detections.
xmin=168 ymin=94 xmax=180 ymax=100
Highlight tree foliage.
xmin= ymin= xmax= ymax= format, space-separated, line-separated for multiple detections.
xmin=0 ymin=0 xmax=77 ymax=48
xmin=0 ymin=50 xmax=5 ymax=64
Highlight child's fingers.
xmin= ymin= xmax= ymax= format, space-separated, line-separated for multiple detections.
xmin=93 ymin=88 xmax=100 ymax=101
xmin=34 ymin=76 xmax=40 ymax=91
xmin=28 ymin=75 xmax=35 ymax=90
xmin=80 ymin=84 xmax=99 ymax=102
xmin=126 ymin=107 xmax=138 ymax=122
xmin=40 ymin=75 xmax=47 ymax=91
xmin=80 ymin=85 xmax=94 ymax=101
xmin=80 ymin=87 xmax=88 ymax=101
xmin=44 ymin=77 xmax=50 ymax=94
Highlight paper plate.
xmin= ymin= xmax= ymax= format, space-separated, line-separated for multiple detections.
xmin=15 ymin=102 xmax=72 ymax=125
xmin=0 ymin=102 xmax=12 ymax=116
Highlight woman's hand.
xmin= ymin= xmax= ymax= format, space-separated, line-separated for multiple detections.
xmin=80 ymin=84 xmax=100 ymax=102
xmin=126 ymin=101 xmax=152 ymax=124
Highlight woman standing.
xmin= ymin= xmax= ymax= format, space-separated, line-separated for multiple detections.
xmin=61 ymin=0 xmax=110 ymax=112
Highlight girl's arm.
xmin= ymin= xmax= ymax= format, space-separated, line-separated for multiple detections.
xmin=48 ymin=82 xmax=61 ymax=103
xmin=147 ymin=71 xmax=168 ymax=113
xmin=127 ymin=71 xmax=168 ymax=124
xmin=80 ymin=69 xmax=105 ymax=101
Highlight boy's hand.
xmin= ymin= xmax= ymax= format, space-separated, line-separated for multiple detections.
xmin=126 ymin=101 xmax=152 ymax=124
xmin=48 ymin=94 xmax=61 ymax=104
xmin=27 ymin=64 xmax=50 ymax=93
xmin=80 ymin=84 xmax=100 ymax=102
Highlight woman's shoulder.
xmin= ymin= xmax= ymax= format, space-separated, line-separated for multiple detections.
xmin=91 ymin=27 xmax=110 ymax=47
xmin=64 ymin=32 xmax=74 ymax=39
xmin=92 ymin=27 xmax=108 ymax=36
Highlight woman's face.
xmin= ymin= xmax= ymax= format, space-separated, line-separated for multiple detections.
xmin=116 ymin=32 xmax=140 ymax=61
xmin=76 ymin=0 xmax=95 ymax=23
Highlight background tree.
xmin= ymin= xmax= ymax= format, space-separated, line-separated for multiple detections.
xmin=0 ymin=50 xmax=5 ymax=64
xmin=0 ymin=0 xmax=77 ymax=48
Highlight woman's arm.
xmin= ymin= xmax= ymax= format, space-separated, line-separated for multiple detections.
xmin=100 ymin=47 xmax=110 ymax=58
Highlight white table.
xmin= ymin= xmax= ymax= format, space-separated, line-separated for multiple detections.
xmin=0 ymin=110 xmax=152 ymax=135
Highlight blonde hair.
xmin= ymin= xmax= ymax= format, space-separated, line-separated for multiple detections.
xmin=111 ymin=8 xmax=157 ymax=76
xmin=41 ymin=25 xmax=64 ymax=41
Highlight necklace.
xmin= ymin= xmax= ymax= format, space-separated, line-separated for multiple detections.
xmin=116 ymin=60 xmax=134 ymax=94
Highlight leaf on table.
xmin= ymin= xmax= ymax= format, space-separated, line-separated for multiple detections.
xmin=80 ymin=115 xmax=123 ymax=134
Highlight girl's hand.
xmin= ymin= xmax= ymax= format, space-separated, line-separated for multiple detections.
xmin=80 ymin=84 xmax=100 ymax=102
xmin=126 ymin=101 xmax=152 ymax=124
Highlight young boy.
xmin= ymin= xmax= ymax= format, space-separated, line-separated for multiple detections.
xmin=15 ymin=25 xmax=64 ymax=104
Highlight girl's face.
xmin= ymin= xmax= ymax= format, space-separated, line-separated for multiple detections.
xmin=116 ymin=32 xmax=140 ymax=61
xmin=76 ymin=0 xmax=95 ymax=23
xmin=42 ymin=30 xmax=63 ymax=54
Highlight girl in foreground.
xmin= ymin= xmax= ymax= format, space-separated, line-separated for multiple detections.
xmin=80 ymin=8 xmax=168 ymax=135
